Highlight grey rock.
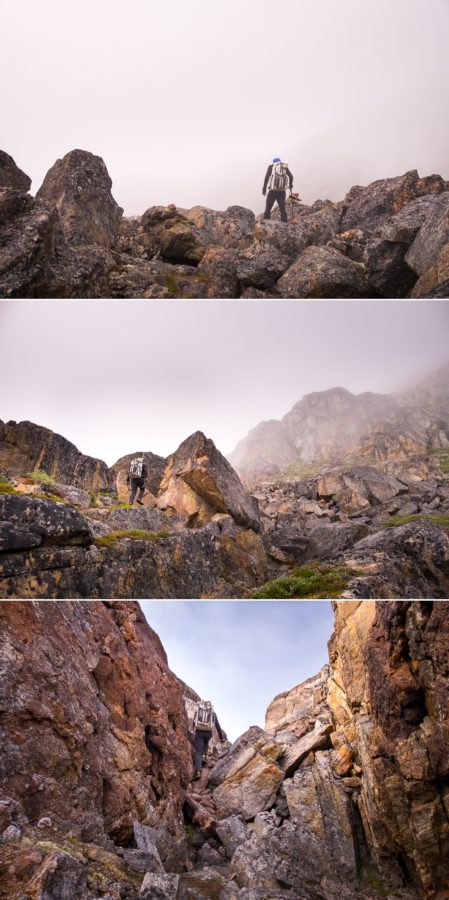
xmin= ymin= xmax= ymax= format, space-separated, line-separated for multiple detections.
xmin=216 ymin=816 xmax=248 ymax=858
xmin=1 ymin=823 xmax=21 ymax=842
xmin=405 ymin=192 xmax=449 ymax=275
xmin=277 ymin=246 xmax=368 ymax=298
xmin=37 ymin=149 xmax=123 ymax=248
xmin=133 ymin=821 xmax=165 ymax=872
xmin=140 ymin=871 xmax=185 ymax=899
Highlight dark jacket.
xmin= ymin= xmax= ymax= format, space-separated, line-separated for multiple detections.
xmin=263 ymin=164 xmax=294 ymax=193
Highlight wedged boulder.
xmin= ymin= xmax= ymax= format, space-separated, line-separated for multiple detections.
xmin=405 ymin=193 xmax=449 ymax=275
xmin=157 ymin=432 xmax=261 ymax=532
xmin=315 ymin=466 xmax=406 ymax=514
xmin=209 ymin=727 xmax=284 ymax=821
xmin=141 ymin=206 xmax=205 ymax=265
xmin=277 ymin=246 xmax=368 ymax=298
xmin=265 ymin=667 xmax=330 ymax=737
xmin=110 ymin=451 xmax=166 ymax=500
xmin=341 ymin=170 xmax=447 ymax=233
xmin=196 ymin=246 xmax=239 ymax=297
xmin=37 ymin=149 xmax=123 ymax=248
xmin=0 ymin=494 xmax=93 ymax=552
xmin=0 ymin=419 xmax=112 ymax=493
xmin=279 ymin=721 xmax=333 ymax=776
xmin=215 ymin=816 xmax=247 ymax=858
xmin=0 ymin=150 xmax=31 ymax=191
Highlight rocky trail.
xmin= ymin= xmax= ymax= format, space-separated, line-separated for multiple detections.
xmin=1 ymin=600 xmax=449 ymax=899
xmin=1 ymin=149 xmax=449 ymax=298
xmin=1 ymin=366 xmax=449 ymax=599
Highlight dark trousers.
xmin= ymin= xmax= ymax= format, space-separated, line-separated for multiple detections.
xmin=194 ymin=729 xmax=212 ymax=770
xmin=129 ymin=477 xmax=145 ymax=504
xmin=264 ymin=190 xmax=287 ymax=222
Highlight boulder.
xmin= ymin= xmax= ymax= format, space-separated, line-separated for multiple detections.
xmin=0 ymin=150 xmax=31 ymax=191
xmin=277 ymin=246 xmax=368 ymax=298
xmin=0 ymin=192 xmax=64 ymax=298
xmin=209 ymin=727 xmax=284 ymax=821
xmin=341 ymin=170 xmax=447 ymax=233
xmin=0 ymin=494 xmax=92 ymax=552
xmin=21 ymin=851 xmax=88 ymax=900
xmin=215 ymin=816 xmax=247 ymax=858
xmin=140 ymin=872 xmax=185 ymax=899
xmin=315 ymin=466 xmax=406 ymax=514
xmin=196 ymin=246 xmax=239 ymax=297
xmin=411 ymin=239 xmax=449 ymax=298
xmin=364 ymin=237 xmax=417 ymax=298
xmin=236 ymin=245 xmax=289 ymax=290
xmin=405 ymin=193 xmax=449 ymax=275
xmin=157 ymin=432 xmax=261 ymax=532
xmin=37 ymin=149 xmax=123 ymax=248
xmin=133 ymin=822 xmax=165 ymax=873
xmin=141 ymin=206 xmax=205 ymax=265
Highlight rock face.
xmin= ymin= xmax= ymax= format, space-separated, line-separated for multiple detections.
xmin=1 ymin=149 xmax=448 ymax=297
xmin=0 ymin=151 xmax=31 ymax=191
xmin=0 ymin=601 xmax=193 ymax=850
xmin=36 ymin=149 xmax=123 ymax=248
xmin=2 ymin=600 xmax=448 ymax=899
xmin=0 ymin=420 xmax=112 ymax=493
xmin=157 ymin=431 xmax=261 ymax=532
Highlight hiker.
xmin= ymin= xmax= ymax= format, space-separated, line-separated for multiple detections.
xmin=127 ymin=456 xmax=148 ymax=506
xmin=193 ymin=700 xmax=224 ymax=779
xmin=262 ymin=157 xmax=294 ymax=223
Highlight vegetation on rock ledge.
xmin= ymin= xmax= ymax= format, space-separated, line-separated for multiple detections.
xmin=95 ymin=529 xmax=170 ymax=547
xmin=250 ymin=564 xmax=355 ymax=599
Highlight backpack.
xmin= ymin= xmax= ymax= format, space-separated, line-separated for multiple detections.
xmin=269 ymin=162 xmax=288 ymax=192
xmin=129 ymin=457 xmax=144 ymax=478
xmin=194 ymin=701 xmax=214 ymax=732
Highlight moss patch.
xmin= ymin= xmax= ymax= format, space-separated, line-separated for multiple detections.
xmin=383 ymin=513 xmax=449 ymax=532
xmin=164 ymin=273 xmax=180 ymax=294
xmin=0 ymin=482 xmax=18 ymax=494
xmin=108 ymin=503 xmax=133 ymax=511
xmin=250 ymin=564 xmax=355 ymax=599
xmin=95 ymin=529 xmax=170 ymax=547
xmin=35 ymin=492 xmax=67 ymax=504
xmin=28 ymin=469 xmax=57 ymax=489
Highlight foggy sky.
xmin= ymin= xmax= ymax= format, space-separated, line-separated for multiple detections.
xmin=2 ymin=0 xmax=449 ymax=214
xmin=1 ymin=301 xmax=448 ymax=465
xmin=141 ymin=601 xmax=334 ymax=741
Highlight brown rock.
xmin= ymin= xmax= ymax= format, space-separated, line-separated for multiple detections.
xmin=157 ymin=432 xmax=260 ymax=532
xmin=37 ymin=149 xmax=123 ymax=248
xmin=0 ymin=150 xmax=31 ymax=191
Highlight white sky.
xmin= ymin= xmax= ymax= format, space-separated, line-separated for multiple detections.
xmin=2 ymin=0 xmax=449 ymax=214
xmin=141 ymin=601 xmax=334 ymax=741
xmin=0 ymin=301 xmax=448 ymax=465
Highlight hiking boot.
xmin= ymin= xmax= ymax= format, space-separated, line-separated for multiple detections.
xmin=193 ymin=770 xmax=202 ymax=780
xmin=137 ymin=499 xmax=144 ymax=505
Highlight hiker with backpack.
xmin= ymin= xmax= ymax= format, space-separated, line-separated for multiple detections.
xmin=127 ymin=456 xmax=148 ymax=506
xmin=262 ymin=157 xmax=294 ymax=223
xmin=193 ymin=700 xmax=224 ymax=779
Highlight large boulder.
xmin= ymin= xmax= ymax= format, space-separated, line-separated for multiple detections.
xmin=315 ymin=466 xmax=407 ymax=514
xmin=0 ymin=150 xmax=31 ymax=191
xmin=196 ymin=246 xmax=239 ymax=297
xmin=0 ymin=420 xmax=112 ymax=493
xmin=405 ymin=193 xmax=449 ymax=276
xmin=37 ymin=149 xmax=123 ymax=248
xmin=157 ymin=432 xmax=261 ymax=531
xmin=209 ymin=727 xmax=284 ymax=821
xmin=341 ymin=170 xmax=447 ymax=233
xmin=363 ymin=237 xmax=417 ymax=298
xmin=0 ymin=494 xmax=92 ymax=553
xmin=141 ymin=206 xmax=205 ymax=265
xmin=411 ymin=240 xmax=449 ymax=298
xmin=277 ymin=246 xmax=368 ymax=298
xmin=0 ymin=191 xmax=64 ymax=298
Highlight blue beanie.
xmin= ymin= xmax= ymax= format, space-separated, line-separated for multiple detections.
xmin=273 ymin=157 xmax=281 ymax=163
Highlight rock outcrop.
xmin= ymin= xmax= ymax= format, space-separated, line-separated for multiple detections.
xmin=1 ymin=150 xmax=448 ymax=297
xmin=0 ymin=419 xmax=112 ymax=493
xmin=157 ymin=432 xmax=261 ymax=532
xmin=1 ymin=600 xmax=448 ymax=898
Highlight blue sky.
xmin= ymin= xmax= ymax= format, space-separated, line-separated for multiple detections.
xmin=141 ymin=601 xmax=334 ymax=741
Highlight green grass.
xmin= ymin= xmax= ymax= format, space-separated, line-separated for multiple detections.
xmin=250 ymin=565 xmax=355 ymax=599
xmin=108 ymin=503 xmax=133 ymax=511
xmin=28 ymin=469 xmax=57 ymax=489
xmin=0 ymin=482 xmax=18 ymax=494
xmin=89 ymin=492 xmax=98 ymax=508
xmin=35 ymin=492 xmax=67 ymax=504
xmin=431 ymin=448 xmax=449 ymax=475
xmin=383 ymin=513 xmax=449 ymax=531
xmin=95 ymin=529 xmax=170 ymax=548
xmin=164 ymin=273 xmax=179 ymax=294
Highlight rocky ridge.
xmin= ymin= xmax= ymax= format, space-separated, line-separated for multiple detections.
xmin=1 ymin=149 xmax=449 ymax=297
xmin=1 ymin=600 xmax=449 ymax=898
